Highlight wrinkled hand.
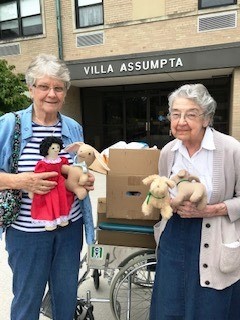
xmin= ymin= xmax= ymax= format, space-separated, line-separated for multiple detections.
xmin=83 ymin=172 xmax=95 ymax=191
xmin=175 ymin=201 xmax=202 ymax=218
xmin=18 ymin=171 xmax=58 ymax=195
xmin=175 ymin=201 xmax=227 ymax=218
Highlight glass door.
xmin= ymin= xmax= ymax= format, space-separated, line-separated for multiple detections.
xmin=149 ymin=95 xmax=172 ymax=149
xmin=82 ymin=77 xmax=230 ymax=151
xmin=125 ymin=94 xmax=172 ymax=148
xmin=125 ymin=96 xmax=147 ymax=144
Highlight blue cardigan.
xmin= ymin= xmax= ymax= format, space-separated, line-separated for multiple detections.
xmin=0 ymin=105 xmax=94 ymax=244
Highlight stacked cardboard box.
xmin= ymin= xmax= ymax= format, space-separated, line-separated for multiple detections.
xmin=97 ymin=198 xmax=157 ymax=249
xmin=106 ymin=148 xmax=161 ymax=220
xmin=96 ymin=148 xmax=161 ymax=249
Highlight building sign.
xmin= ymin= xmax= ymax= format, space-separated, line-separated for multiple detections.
xmin=83 ymin=57 xmax=183 ymax=76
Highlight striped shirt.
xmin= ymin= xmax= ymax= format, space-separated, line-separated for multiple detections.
xmin=11 ymin=121 xmax=82 ymax=232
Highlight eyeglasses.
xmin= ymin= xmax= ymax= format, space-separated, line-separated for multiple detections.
xmin=168 ymin=112 xmax=205 ymax=121
xmin=33 ymin=84 xmax=65 ymax=93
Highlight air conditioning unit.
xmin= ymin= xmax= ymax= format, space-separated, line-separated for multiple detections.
xmin=76 ymin=32 xmax=104 ymax=48
xmin=0 ymin=43 xmax=20 ymax=57
xmin=198 ymin=11 xmax=237 ymax=32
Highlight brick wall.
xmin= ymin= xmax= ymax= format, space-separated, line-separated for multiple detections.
xmin=231 ymin=68 xmax=240 ymax=140
xmin=1 ymin=0 xmax=239 ymax=135
xmin=2 ymin=0 xmax=240 ymax=71
xmin=60 ymin=0 xmax=240 ymax=61
xmin=2 ymin=0 xmax=59 ymax=74
xmin=62 ymin=86 xmax=82 ymax=124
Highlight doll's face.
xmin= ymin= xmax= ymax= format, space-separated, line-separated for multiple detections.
xmin=47 ymin=143 xmax=61 ymax=159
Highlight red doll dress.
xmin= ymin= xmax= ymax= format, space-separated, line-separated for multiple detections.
xmin=31 ymin=157 xmax=74 ymax=225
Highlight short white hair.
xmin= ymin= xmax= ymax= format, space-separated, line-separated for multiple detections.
xmin=25 ymin=54 xmax=71 ymax=90
xmin=168 ymin=83 xmax=217 ymax=126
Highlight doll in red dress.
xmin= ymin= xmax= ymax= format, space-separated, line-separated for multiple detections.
xmin=30 ymin=137 xmax=74 ymax=230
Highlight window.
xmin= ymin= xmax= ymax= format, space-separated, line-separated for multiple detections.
xmin=76 ymin=0 xmax=103 ymax=28
xmin=199 ymin=0 xmax=237 ymax=9
xmin=0 ymin=0 xmax=43 ymax=40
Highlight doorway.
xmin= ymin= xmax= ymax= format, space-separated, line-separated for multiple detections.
xmin=124 ymin=94 xmax=172 ymax=149
xmin=82 ymin=78 xmax=230 ymax=151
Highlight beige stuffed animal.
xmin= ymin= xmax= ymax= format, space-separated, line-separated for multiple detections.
xmin=62 ymin=142 xmax=110 ymax=200
xmin=142 ymin=174 xmax=175 ymax=220
xmin=171 ymin=169 xmax=207 ymax=210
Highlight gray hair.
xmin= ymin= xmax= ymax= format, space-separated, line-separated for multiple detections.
xmin=25 ymin=54 xmax=71 ymax=90
xmin=168 ymin=84 xmax=217 ymax=126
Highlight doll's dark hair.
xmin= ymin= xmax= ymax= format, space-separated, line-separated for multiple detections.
xmin=40 ymin=137 xmax=64 ymax=157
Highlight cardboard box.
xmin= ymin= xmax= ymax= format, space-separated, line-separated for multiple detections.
xmin=106 ymin=148 xmax=160 ymax=220
xmin=97 ymin=229 xmax=156 ymax=249
xmin=98 ymin=200 xmax=156 ymax=227
xmin=96 ymin=198 xmax=157 ymax=249
xmin=97 ymin=197 xmax=107 ymax=214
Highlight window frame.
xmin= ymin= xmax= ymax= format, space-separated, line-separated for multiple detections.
xmin=198 ymin=0 xmax=237 ymax=9
xmin=75 ymin=0 xmax=104 ymax=29
xmin=0 ymin=0 xmax=43 ymax=40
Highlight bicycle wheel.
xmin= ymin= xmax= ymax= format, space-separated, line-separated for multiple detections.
xmin=110 ymin=252 xmax=156 ymax=320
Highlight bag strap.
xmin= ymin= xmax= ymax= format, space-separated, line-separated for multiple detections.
xmin=10 ymin=113 xmax=21 ymax=174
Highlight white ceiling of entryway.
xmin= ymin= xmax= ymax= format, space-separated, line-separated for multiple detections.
xmin=71 ymin=68 xmax=233 ymax=87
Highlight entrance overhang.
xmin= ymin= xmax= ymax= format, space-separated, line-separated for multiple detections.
xmin=67 ymin=42 xmax=240 ymax=87
xmin=70 ymin=68 xmax=232 ymax=87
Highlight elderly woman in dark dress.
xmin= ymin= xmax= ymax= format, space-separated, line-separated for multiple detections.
xmin=150 ymin=83 xmax=240 ymax=320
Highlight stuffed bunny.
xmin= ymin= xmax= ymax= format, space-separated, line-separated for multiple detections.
xmin=62 ymin=142 xmax=110 ymax=200
xmin=142 ymin=174 xmax=175 ymax=220
xmin=171 ymin=169 xmax=207 ymax=210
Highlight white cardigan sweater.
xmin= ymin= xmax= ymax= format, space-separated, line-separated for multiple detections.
xmin=157 ymin=128 xmax=240 ymax=290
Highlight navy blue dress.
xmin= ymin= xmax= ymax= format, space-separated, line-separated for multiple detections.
xmin=150 ymin=214 xmax=240 ymax=320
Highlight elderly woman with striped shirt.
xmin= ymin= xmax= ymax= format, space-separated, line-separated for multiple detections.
xmin=0 ymin=54 xmax=94 ymax=320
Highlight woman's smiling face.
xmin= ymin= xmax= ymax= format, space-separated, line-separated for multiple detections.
xmin=29 ymin=76 xmax=66 ymax=115
xmin=170 ymin=97 xmax=210 ymax=146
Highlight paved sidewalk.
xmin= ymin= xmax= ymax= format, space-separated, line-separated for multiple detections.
xmin=0 ymin=172 xmax=115 ymax=320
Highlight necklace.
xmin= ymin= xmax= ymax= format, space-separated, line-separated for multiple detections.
xmin=32 ymin=115 xmax=60 ymax=136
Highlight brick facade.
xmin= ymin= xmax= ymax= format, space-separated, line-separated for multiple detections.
xmin=1 ymin=0 xmax=240 ymax=139
xmin=231 ymin=68 xmax=240 ymax=138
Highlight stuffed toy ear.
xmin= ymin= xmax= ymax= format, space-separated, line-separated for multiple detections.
xmin=93 ymin=149 xmax=110 ymax=171
xmin=188 ymin=175 xmax=200 ymax=183
xmin=142 ymin=174 xmax=160 ymax=185
xmin=177 ymin=169 xmax=187 ymax=178
xmin=65 ymin=142 xmax=84 ymax=153
xmin=166 ymin=179 xmax=176 ymax=189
